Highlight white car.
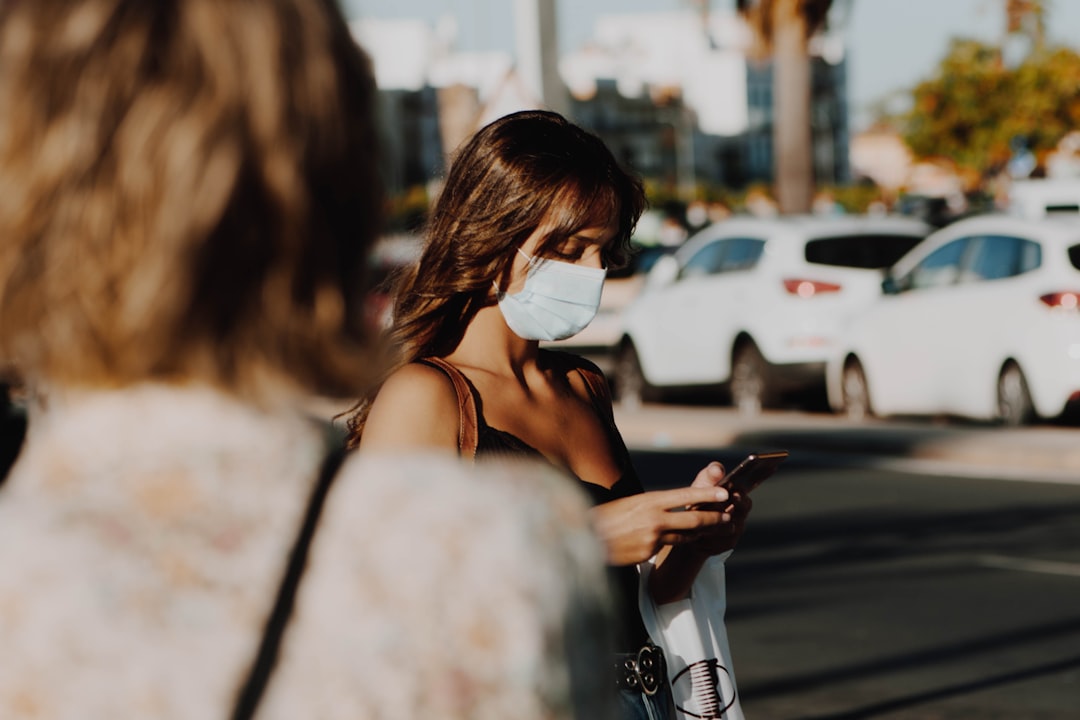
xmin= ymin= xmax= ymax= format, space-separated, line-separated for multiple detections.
xmin=615 ymin=215 xmax=932 ymax=411
xmin=825 ymin=214 xmax=1080 ymax=425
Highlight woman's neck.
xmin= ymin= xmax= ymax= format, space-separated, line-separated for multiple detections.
xmin=446 ymin=304 xmax=539 ymax=377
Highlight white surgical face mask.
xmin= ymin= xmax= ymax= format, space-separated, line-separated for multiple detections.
xmin=495 ymin=248 xmax=606 ymax=341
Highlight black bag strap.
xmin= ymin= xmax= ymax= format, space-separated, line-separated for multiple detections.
xmin=231 ymin=433 xmax=347 ymax=720
xmin=574 ymin=363 xmax=616 ymax=425
xmin=543 ymin=350 xmax=617 ymax=427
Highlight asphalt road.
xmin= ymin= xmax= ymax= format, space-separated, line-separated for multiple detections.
xmin=631 ymin=444 xmax=1080 ymax=719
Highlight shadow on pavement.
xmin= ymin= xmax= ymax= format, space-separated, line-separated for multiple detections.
xmin=739 ymin=615 xmax=1080 ymax=699
xmin=804 ymin=652 xmax=1080 ymax=719
xmin=730 ymin=501 xmax=1080 ymax=579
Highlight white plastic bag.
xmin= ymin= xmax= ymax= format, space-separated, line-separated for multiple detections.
xmin=638 ymin=551 xmax=745 ymax=720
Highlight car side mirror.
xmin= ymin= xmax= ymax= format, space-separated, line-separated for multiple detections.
xmin=881 ymin=274 xmax=899 ymax=295
xmin=644 ymin=254 xmax=679 ymax=290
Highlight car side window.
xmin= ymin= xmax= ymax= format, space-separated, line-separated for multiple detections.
xmin=899 ymin=238 xmax=969 ymax=291
xmin=1019 ymin=238 xmax=1042 ymax=273
xmin=679 ymin=239 xmax=727 ymax=279
xmin=719 ymin=237 xmax=765 ymax=272
xmin=804 ymin=233 xmax=925 ymax=269
xmin=962 ymin=235 xmax=1041 ymax=282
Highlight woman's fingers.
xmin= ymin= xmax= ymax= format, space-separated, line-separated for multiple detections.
xmin=657 ymin=504 xmax=733 ymax=549
xmin=734 ymin=492 xmax=753 ymax=517
xmin=689 ymin=461 xmax=726 ymax=489
xmin=656 ymin=484 xmax=730 ymax=511
xmin=667 ymin=505 xmax=726 ymax=526
xmin=589 ymin=485 xmax=743 ymax=565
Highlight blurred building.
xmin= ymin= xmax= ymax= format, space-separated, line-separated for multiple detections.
xmin=563 ymin=10 xmax=849 ymax=191
xmin=351 ymin=6 xmax=851 ymax=197
xmin=350 ymin=19 xmax=448 ymax=197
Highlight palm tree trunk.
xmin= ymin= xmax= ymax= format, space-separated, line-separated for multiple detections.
xmin=772 ymin=0 xmax=814 ymax=213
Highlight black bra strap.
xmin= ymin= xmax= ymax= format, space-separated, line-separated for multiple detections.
xmin=231 ymin=436 xmax=347 ymax=720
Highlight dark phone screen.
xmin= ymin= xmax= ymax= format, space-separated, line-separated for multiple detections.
xmin=725 ymin=451 xmax=789 ymax=494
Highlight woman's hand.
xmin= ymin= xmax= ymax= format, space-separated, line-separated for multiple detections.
xmin=589 ymin=485 xmax=732 ymax=566
xmin=643 ymin=462 xmax=754 ymax=604
xmin=685 ymin=461 xmax=753 ymax=557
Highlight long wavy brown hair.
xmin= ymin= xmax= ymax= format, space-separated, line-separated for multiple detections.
xmin=344 ymin=110 xmax=645 ymax=445
xmin=0 ymin=0 xmax=382 ymax=401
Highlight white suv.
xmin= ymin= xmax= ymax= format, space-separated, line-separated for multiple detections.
xmin=615 ymin=215 xmax=931 ymax=411
xmin=826 ymin=213 xmax=1080 ymax=425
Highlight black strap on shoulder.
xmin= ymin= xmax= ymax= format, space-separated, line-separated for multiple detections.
xmin=575 ymin=364 xmax=616 ymax=425
xmin=546 ymin=350 xmax=617 ymax=424
xmin=231 ymin=435 xmax=347 ymax=720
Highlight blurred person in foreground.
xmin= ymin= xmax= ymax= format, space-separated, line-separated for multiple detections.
xmin=0 ymin=1 xmax=614 ymax=718
xmin=346 ymin=110 xmax=752 ymax=720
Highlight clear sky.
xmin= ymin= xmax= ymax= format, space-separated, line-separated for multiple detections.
xmin=344 ymin=0 xmax=1080 ymax=131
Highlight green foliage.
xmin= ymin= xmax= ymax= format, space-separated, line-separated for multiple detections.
xmin=903 ymin=39 xmax=1080 ymax=177
xmin=642 ymin=179 xmax=682 ymax=212
xmin=824 ymin=184 xmax=883 ymax=214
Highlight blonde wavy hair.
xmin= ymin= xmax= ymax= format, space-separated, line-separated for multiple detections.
xmin=0 ymin=0 xmax=382 ymax=399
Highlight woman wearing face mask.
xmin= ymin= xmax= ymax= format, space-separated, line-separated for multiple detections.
xmin=346 ymin=110 xmax=752 ymax=719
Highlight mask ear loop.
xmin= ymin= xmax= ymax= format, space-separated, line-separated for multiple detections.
xmin=492 ymin=246 xmax=529 ymax=300
xmin=494 ymin=247 xmax=540 ymax=298
xmin=515 ymin=247 xmax=545 ymax=272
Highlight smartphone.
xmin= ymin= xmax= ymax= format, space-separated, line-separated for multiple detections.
xmin=723 ymin=450 xmax=789 ymax=494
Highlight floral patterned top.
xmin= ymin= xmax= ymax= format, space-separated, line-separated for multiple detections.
xmin=0 ymin=383 xmax=614 ymax=719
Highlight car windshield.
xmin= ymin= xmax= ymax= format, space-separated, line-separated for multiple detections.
xmin=804 ymin=233 xmax=925 ymax=270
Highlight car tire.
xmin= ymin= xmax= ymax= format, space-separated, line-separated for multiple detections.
xmin=841 ymin=358 xmax=873 ymax=421
xmin=996 ymin=362 xmax=1035 ymax=427
xmin=614 ymin=343 xmax=655 ymax=409
xmin=730 ymin=342 xmax=770 ymax=415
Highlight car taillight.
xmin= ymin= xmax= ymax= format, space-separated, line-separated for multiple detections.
xmin=1039 ymin=292 xmax=1080 ymax=309
xmin=783 ymin=278 xmax=842 ymax=297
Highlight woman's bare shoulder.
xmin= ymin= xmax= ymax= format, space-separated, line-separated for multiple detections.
xmin=380 ymin=362 xmax=462 ymax=401
xmin=359 ymin=362 xmax=462 ymax=452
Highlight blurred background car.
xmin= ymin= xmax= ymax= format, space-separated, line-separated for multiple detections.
xmin=826 ymin=213 xmax=1080 ymax=426
xmin=614 ymin=214 xmax=932 ymax=411
xmin=1007 ymin=178 xmax=1080 ymax=220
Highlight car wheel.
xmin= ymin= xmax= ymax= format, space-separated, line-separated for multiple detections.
xmin=614 ymin=343 xmax=654 ymax=409
xmin=731 ymin=342 xmax=770 ymax=415
xmin=997 ymin=362 xmax=1035 ymax=427
xmin=841 ymin=358 xmax=873 ymax=421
